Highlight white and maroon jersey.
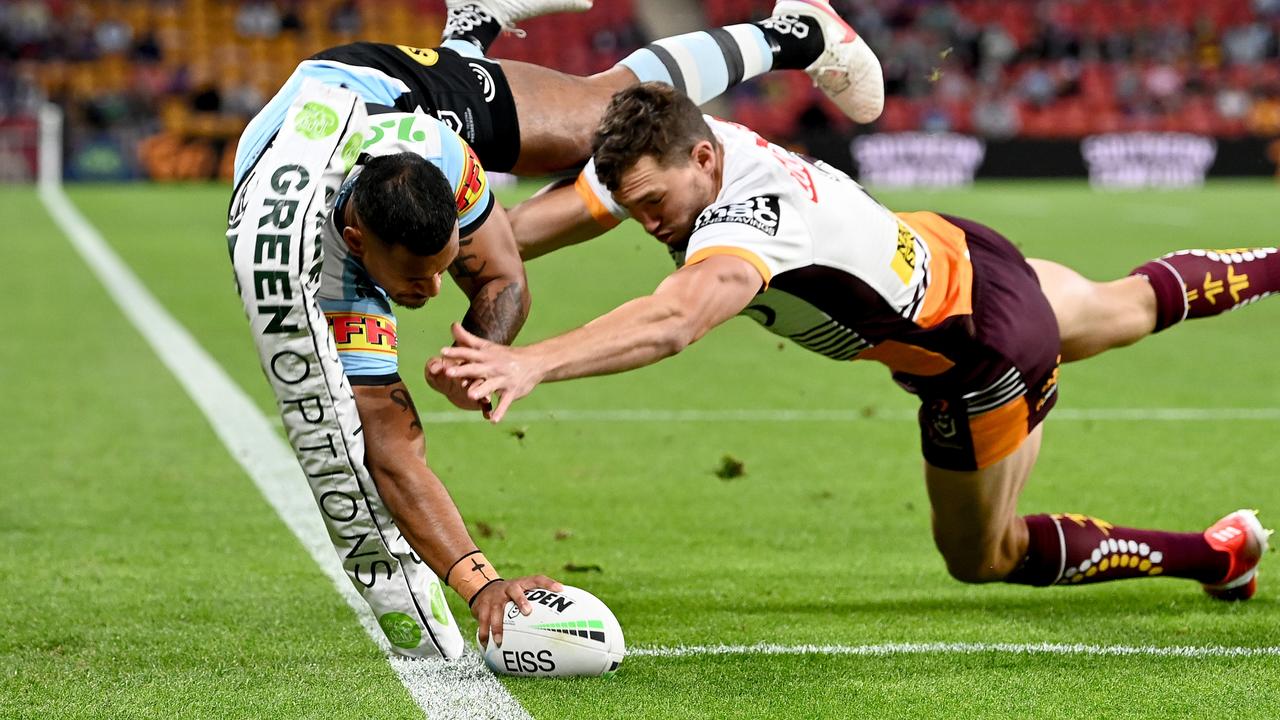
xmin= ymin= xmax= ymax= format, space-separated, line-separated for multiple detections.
xmin=579 ymin=117 xmax=978 ymax=380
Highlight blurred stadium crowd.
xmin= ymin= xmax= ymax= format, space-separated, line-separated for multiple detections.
xmin=3 ymin=0 xmax=1280 ymax=180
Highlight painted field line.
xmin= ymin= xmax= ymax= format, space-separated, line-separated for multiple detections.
xmin=633 ymin=642 xmax=1280 ymax=659
xmin=419 ymin=407 xmax=1280 ymax=424
xmin=37 ymin=107 xmax=527 ymax=720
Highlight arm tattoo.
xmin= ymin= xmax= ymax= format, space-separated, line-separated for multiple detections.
xmin=461 ymin=281 xmax=526 ymax=344
xmin=388 ymin=388 xmax=423 ymax=432
xmin=449 ymin=236 xmax=488 ymax=281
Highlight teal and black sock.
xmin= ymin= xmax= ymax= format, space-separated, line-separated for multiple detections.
xmin=617 ymin=24 xmax=771 ymax=104
xmin=755 ymin=13 xmax=825 ymax=70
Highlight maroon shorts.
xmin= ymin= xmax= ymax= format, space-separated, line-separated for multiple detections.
xmin=908 ymin=215 xmax=1061 ymax=471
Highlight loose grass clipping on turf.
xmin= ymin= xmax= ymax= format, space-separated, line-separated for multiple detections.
xmin=563 ymin=562 xmax=603 ymax=573
xmin=714 ymin=454 xmax=746 ymax=480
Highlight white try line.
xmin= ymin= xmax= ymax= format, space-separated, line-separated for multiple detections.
xmin=633 ymin=642 xmax=1280 ymax=659
xmin=37 ymin=105 xmax=528 ymax=720
xmin=419 ymin=407 xmax=1280 ymax=424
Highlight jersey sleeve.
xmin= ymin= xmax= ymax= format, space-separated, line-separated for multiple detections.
xmin=437 ymin=130 xmax=494 ymax=237
xmin=320 ymin=297 xmax=401 ymax=385
xmin=682 ymin=194 xmax=806 ymax=288
xmin=574 ymin=157 xmax=628 ymax=227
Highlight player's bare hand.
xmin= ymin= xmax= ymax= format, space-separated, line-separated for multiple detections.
xmin=472 ymin=575 xmax=564 ymax=647
xmin=440 ymin=323 xmax=544 ymax=423
xmin=425 ymin=356 xmax=493 ymax=417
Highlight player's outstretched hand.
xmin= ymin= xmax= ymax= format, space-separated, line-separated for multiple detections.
xmin=440 ymin=323 xmax=543 ymax=423
xmin=471 ymin=575 xmax=564 ymax=648
xmin=425 ymin=356 xmax=493 ymax=418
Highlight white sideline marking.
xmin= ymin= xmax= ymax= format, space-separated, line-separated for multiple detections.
xmin=419 ymin=407 xmax=1280 ymax=424
xmin=633 ymin=642 xmax=1280 ymax=659
xmin=37 ymin=108 xmax=528 ymax=720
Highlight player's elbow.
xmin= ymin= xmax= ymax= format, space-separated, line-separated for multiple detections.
xmin=366 ymin=455 xmax=412 ymax=497
xmin=363 ymin=447 xmax=426 ymax=503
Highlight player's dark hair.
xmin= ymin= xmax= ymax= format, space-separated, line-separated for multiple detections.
xmin=351 ymin=152 xmax=457 ymax=256
xmin=592 ymin=82 xmax=716 ymax=192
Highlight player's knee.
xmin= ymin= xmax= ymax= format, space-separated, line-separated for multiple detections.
xmin=935 ymin=542 xmax=1018 ymax=584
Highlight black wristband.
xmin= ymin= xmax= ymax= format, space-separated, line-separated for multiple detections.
xmin=467 ymin=578 xmax=504 ymax=608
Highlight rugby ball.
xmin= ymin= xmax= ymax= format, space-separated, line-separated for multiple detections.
xmin=480 ymin=585 xmax=625 ymax=677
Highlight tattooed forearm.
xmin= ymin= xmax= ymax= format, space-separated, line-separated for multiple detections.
xmin=449 ymin=236 xmax=487 ymax=281
xmin=461 ymin=281 xmax=527 ymax=344
xmin=388 ymin=387 xmax=423 ymax=432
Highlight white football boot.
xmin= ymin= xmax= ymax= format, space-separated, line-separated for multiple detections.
xmin=444 ymin=0 xmax=593 ymax=36
xmin=770 ymin=0 xmax=885 ymax=123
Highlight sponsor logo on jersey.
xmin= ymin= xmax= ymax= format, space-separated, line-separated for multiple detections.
xmin=294 ymin=102 xmax=340 ymax=140
xmin=378 ymin=612 xmax=422 ymax=650
xmin=327 ymin=312 xmax=398 ymax=354
xmin=455 ymin=142 xmax=488 ymax=214
xmin=362 ymin=115 xmax=428 ymax=149
xmin=891 ymin=221 xmax=918 ymax=284
xmin=692 ymin=195 xmax=781 ymax=237
xmin=397 ymin=44 xmax=439 ymax=67
xmin=469 ymin=62 xmax=497 ymax=103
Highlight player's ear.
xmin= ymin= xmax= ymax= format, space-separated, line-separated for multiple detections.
xmin=343 ymin=224 xmax=366 ymax=257
xmin=691 ymin=140 xmax=717 ymax=173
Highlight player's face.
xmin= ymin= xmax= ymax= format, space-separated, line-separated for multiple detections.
xmin=612 ymin=145 xmax=719 ymax=250
xmin=347 ymin=223 xmax=460 ymax=309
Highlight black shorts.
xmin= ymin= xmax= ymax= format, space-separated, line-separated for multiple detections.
xmin=311 ymin=42 xmax=522 ymax=172
xmin=911 ymin=215 xmax=1061 ymax=471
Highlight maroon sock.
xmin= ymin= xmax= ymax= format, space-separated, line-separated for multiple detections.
xmin=1004 ymin=514 xmax=1230 ymax=586
xmin=1130 ymin=247 xmax=1280 ymax=332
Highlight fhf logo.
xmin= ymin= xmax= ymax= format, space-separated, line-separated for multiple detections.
xmin=327 ymin=313 xmax=397 ymax=354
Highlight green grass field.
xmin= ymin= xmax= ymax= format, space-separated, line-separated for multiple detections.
xmin=4 ymin=180 xmax=1279 ymax=718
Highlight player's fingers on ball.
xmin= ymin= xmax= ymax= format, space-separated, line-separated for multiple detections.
xmin=505 ymin=584 xmax=533 ymax=615
xmin=489 ymin=613 xmax=504 ymax=646
xmin=533 ymin=575 xmax=562 ymax=591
